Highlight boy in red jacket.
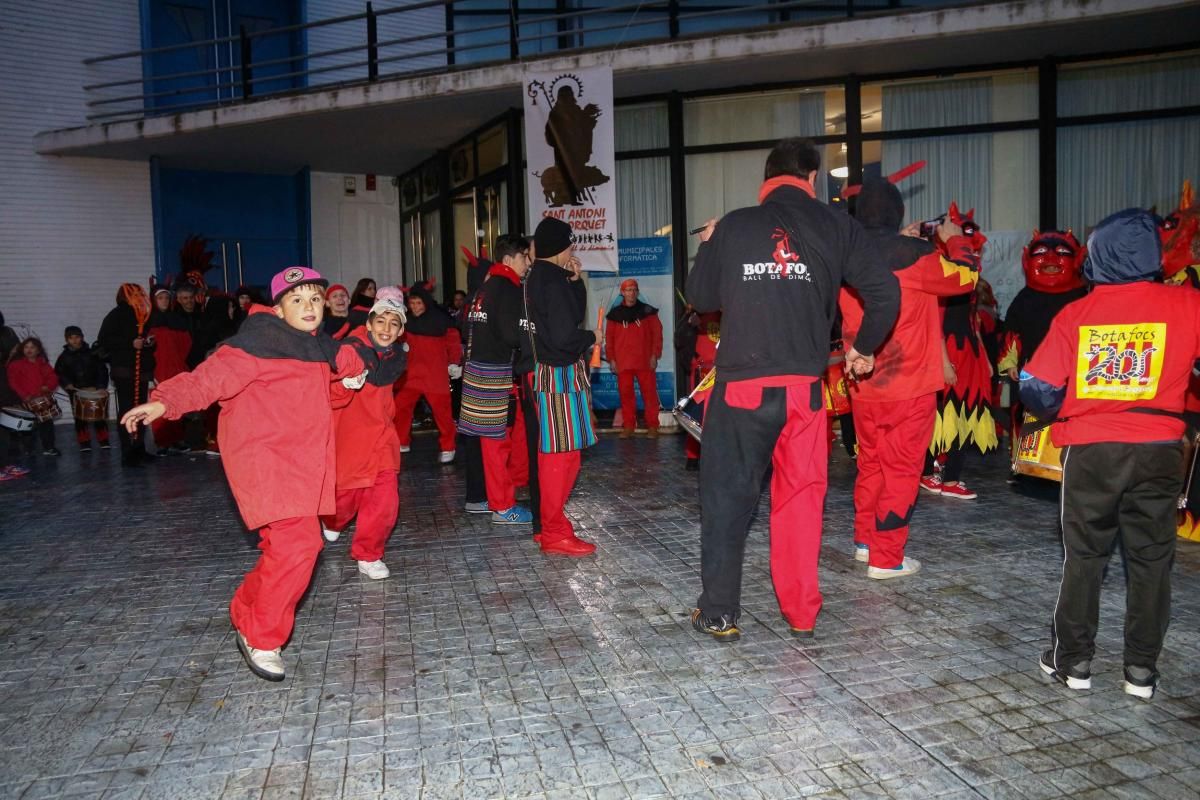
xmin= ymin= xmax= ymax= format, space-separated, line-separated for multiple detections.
xmin=606 ymin=278 xmax=663 ymax=437
xmin=121 ymin=267 xmax=365 ymax=682
xmin=321 ymin=288 xmax=409 ymax=579
xmin=393 ymin=283 xmax=463 ymax=463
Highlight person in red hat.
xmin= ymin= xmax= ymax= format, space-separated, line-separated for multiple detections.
xmin=605 ymin=278 xmax=663 ymax=437
xmin=394 ymin=282 xmax=462 ymax=463
xmin=322 ymin=283 xmax=352 ymax=339
xmin=120 ymin=266 xmax=365 ymax=682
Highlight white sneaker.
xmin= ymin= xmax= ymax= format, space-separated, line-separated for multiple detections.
xmin=867 ymin=557 xmax=922 ymax=580
xmin=854 ymin=543 xmax=869 ymax=563
xmin=322 ymin=525 xmax=341 ymax=543
xmin=236 ymin=631 xmax=285 ymax=681
xmin=438 ymin=450 xmax=456 ymax=464
xmin=399 ymin=445 xmax=411 ymax=454
xmin=358 ymin=559 xmax=390 ymax=580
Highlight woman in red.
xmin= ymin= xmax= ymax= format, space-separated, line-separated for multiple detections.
xmin=7 ymin=337 xmax=60 ymax=456
xmin=322 ymin=290 xmax=409 ymax=579
xmin=393 ymin=283 xmax=462 ymax=463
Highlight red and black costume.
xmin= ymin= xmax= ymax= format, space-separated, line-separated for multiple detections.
xmin=839 ymin=181 xmax=980 ymax=571
xmin=926 ymin=204 xmax=997 ymax=482
xmin=605 ymin=289 xmax=663 ymax=435
xmin=393 ymin=284 xmax=462 ymax=454
xmin=675 ymin=310 xmax=720 ymax=465
xmin=687 ymin=175 xmax=900 ymax=634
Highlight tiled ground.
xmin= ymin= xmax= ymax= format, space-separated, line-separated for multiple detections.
xmin=1 ymin=426 xmax=1198 ymax=800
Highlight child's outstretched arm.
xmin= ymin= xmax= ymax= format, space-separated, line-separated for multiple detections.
xmin=125 ymin=346 xmax=256 ymax=430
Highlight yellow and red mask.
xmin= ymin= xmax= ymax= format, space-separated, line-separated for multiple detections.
xmin=1159 ymin=180 xmax=1199 ymax=279
xmin=1022 ymin=229 xmax=1084 ymax=293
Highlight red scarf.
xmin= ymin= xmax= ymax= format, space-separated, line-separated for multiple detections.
xmin=758 ymin=175 xmax=816 ymax=204
xmin=487 ymin=262 xmax=522 ymax=286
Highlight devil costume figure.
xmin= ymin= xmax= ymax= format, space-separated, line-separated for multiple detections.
xmin=922 ymin=204 xmax=998 ymax=498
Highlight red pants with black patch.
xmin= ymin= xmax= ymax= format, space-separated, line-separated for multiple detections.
xmin=325 ymin=469 xmax=399 ymax=562
xmin=393 ymin=386 xmax=456 ymax=451
xmin=617 ymin=369 xmax=659 ymax=431
xmin=852 ymin=394 xmax=937 ymax=569
xmin=230 ymin=516 xmax=324 ymax=650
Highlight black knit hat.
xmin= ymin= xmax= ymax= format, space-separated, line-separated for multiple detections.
xmin=533 ymin=217 xmax=573 ymax=259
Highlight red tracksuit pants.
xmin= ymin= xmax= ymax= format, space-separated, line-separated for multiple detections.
xmin=697 ymin=380 xmax=827 ymax=629
xmin=325 ymin=469 xmax=400 ymax=562
xmin=852 ymin=394 xmax=937 ymax=569
xmin=230 ymin=516 xmax=323 ymax=651
xmin=617 ymin=368 xmax=659 ymax=431
xmin=393 ymin=386 xmax=456 ymax=451
xmin=481 ymin=407 xmax=529 ymax=511
xmin=538 ymin=449 xmax=581 ymax=544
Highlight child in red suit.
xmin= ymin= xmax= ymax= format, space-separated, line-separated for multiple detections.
xmin=320 ymin=289 xmax=409 ymax=579
xmin=121 ymin=267 xmax=365 ymax=682
xmin=606 ymin=278 xmax=663 ymax=437
xmin=393 ymin=283 xmax=462 ymax=463
xmin=7 ymin=337 xmax=60 ymax=456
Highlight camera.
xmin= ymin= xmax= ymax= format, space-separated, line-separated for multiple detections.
xmin=919 ymin=215 xmax=945 ymax=240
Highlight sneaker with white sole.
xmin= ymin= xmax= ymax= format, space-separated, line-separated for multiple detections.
xmin=438 ymin=450 xmax=456 ymax=464
xmin=491 ymin=505 xmax=533 ymax=525
xmin=236 ymin=631 xmax=285 ymax=681
xmin=357 ymin=559 xmax=390 ymax=580
xmin=322 ymin=525 xmax=341 ymax=543
xmin=867 ymin=557 xmax=922 ymax=580
xmin=854 ymin=543 xmax=869 ymax=563
xmin=919 ymin=475 xmax=943 ymax=494
xmin=1122 ymin=665 xmax=1158 ymax=699
xmin=939 ymin=481 xmax=978 ymax=500
xmin=399 ymin=444 xmax=411 ymax=454
xmin=464 ymin=500 xmax=490 ymax=514
xmin=1039 ymin=649 xmax=1091 ymax=690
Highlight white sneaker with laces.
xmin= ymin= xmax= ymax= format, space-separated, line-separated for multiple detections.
xmin=236 ymin=631 xmax=285 ymax=681
xmin=438 ymin=450 xmax=456 ymax=464
xmin=322 ymin=525 xmax=341 ymax=543
xmin=358 ymin=559 xmax=390 ymax=580
xmin=867 ymin=557 xmax=922 ymax=580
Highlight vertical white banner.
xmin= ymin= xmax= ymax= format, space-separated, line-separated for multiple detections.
xmin=523 ymin=67 xmax=619 ymax=272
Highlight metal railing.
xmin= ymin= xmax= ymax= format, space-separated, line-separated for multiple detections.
xmin=81 ymin=0 xmax=946 ymax=122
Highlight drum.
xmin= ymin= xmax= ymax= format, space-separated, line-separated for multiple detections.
xmin=0 ymin=406 xmax=36 ymax=433
xmin=1178 ymin=432 xmax=1199 ymax=541
xmin=1012 ymin=413 xmax=1063 ymax=481
xmin=673 ymin=367 xmax=716 ymax=443
xmin=25 ymin=394 xmax=61 ymax=423
xmin=824 ymin=351 xmax=851 ymax=417
xmin=72 ymin=389 xmax=110 ymax=422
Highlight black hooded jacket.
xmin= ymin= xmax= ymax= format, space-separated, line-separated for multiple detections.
xmin=55 ymin=343 xmax=109 ymax=390
xmin=520 ymin=259 xmax=596 ymax=369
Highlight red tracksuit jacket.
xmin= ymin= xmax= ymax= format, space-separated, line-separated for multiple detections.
xmin=396 ymin=329 xmax=461 ymax=395
xmin=7 ymin=357 xmax=59 ymax=401
xmin=605 ymin=307 xmax=662 ymax=372
xmin=334 ymin=327 xmax=402 ymax=491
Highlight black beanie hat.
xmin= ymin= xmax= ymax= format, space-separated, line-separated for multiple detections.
xmin=534 ymin=217 xmax=573 ymax=259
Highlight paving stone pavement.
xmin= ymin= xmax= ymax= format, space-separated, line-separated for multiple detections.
xmin=1 ymin=428 xmax=1198 ymax=800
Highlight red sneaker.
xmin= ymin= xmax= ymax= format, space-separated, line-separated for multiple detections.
xmin=919 ymin=475 xmax=943 ymax=494
xmin=540 ymin=536 xmax=596 ymax=557
xmin=939 ymin=481 xmax=977 ymax=500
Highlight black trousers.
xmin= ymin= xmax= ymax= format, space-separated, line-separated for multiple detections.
xmin=461 ymin=434 xmax=487 ymax=505
xmin=35 ymin=420 xmax=55 ymax=450
xmin=1051 ymin=441 xmax=1182 ymax=672
xmin=517 ymin=374 xmax=541 ymax=534
xmin=924 ymin=444 xmax=966 ymax=483
xmin=113 ymin=375 xmax=151 ymax=455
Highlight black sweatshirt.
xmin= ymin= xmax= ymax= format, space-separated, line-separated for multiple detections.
xmin=465 ymin=267 xmax=526 ymax=367
xmin=687 ymin=185 xmax=900 ymax=381
xmin=520 ymin=259 xmax=596 ymax=369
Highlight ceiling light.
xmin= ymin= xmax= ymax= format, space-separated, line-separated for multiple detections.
xmin=831 ymin=166 xmax=849 ymax=179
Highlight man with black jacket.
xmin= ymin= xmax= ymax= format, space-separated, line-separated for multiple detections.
xmin=687 ymin=138 xmax=901 ymax=641
xmin=520 ymin=217 xmax=598 ymax=556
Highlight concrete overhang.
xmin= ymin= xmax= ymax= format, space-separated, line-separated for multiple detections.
xmin=34 ymin=0 xmax=1200 ymax=175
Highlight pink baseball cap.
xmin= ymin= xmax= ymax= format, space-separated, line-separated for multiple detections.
xmin=270 ymin=266 xmax=328 ymax=304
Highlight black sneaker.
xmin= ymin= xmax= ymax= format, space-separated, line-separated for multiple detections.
xmin=99 ymin=441 xmax=112 ymax=450
xmin=691 ymin=609 xmax=740 ymax=641
xmin=43 ymin=447 xmax=61 ymax=457
xmin=1123 ymin=666 xmax=1158 ymax=699
xmin=79 ymin=445 xmax=92 ymax=453
xmin=1039 ymin=649 xmax=1091 ymax=689
xmin=790 ymin=626 xmax=815 ymax=639
xmin=685 ymin=458 xmax=699 ymax=472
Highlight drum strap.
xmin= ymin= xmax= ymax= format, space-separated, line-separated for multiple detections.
xmin=1020 ymin=407 xmax=1200 ymax=436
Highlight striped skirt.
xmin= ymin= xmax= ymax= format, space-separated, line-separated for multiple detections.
xmin=457 ymin=361 xmax=513 ymax=439
xmin=534 ymin=359 xmax=597 ymax=454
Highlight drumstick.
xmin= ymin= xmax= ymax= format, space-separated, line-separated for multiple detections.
xmin=688 ymin=226 xmax=707 ymax=235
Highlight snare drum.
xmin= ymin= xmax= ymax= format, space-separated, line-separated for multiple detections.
xmin=0 ymin=406 xmax=36 ymax=433
xmin=1012 ymin=414 xmax=1063 ymax=481
xmin=1179 ymin=432 xmax=1199 ymax=541
xmin=824 ymin=352 xmax=851 ymax=417
xmin=673 ymin=367 xmax=716 ymax=443
xmin=72 ymin=389 xmax=110 ymax=422
xmin=25 ymin=394 xmax=61 ymax=423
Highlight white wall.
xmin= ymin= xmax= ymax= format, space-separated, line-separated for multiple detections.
xmin=0 ymin=3 xmax=155 ymax=369
xmin=305 ymin=0 xmax=446 ymax=87
xmin=310 ymin=172 xmax=403 ymax=290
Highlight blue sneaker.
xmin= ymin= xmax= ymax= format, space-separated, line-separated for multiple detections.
xmin=491 ymin=505 xmax=533 ymax=525
xmin=464 ymin=501 xmax=490 ymax=514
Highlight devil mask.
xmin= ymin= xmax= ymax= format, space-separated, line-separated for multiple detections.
xmin=944 ymin=202 xmax=988 ymax=256
xmin=1022 ymin=229 xmax=1085 ymax=293
xmin=1159 ymin=180 xmax=1199 ymax=279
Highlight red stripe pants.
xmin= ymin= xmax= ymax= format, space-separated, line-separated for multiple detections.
xmin=230 ymin=516 xmax=323 ymax=650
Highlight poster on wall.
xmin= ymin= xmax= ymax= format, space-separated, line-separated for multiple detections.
xmin=523 ymin=66 xmax=618 ymax=272
xmin=586 ymin=237 xmax=676 ymax=411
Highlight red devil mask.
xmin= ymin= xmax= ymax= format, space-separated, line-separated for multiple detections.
xmin=1159 ymin=180 xmax=1199 ymax=279
xmin=1022 ymin=229 xmax=1085 ymax=293
xmin=944 ymin=202 xmax=987 ymax=256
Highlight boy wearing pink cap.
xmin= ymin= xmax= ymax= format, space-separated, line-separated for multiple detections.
xmin=122 ymin=267 xmax=366 ymax=681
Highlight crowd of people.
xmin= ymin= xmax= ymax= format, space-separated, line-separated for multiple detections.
xmin=2 ymin=138 xmax=1197 ymax=700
